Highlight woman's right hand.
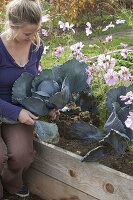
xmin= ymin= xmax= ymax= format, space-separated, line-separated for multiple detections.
xmin=18 ymin=109 xmax=38 ymax=125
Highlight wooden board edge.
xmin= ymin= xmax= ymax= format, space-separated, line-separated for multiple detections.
xmin=34 ymin=139 xmax=133 ymax=181
xmin=26 ymin=167 xmax=99 ymax=200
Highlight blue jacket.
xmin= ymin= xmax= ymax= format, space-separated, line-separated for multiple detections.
xmin=0 ymin=37 xmax=44 ymax=121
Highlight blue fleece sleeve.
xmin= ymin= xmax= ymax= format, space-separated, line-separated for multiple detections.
xmin=0 ymin=98 xmax=22 ymax=121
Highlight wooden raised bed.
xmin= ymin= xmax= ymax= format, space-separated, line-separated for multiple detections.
xmin=26 ymin=140 xmax=133 ymax=200
xmin=26 ymin=49 xmax=133 ymax=200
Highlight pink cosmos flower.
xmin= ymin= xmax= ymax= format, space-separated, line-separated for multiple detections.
xmin=118 ymin=66 xmax=131 ymax=81
xmin=121 ymin=49 xmax=128 ymax=59
xmin=42 ymin=29 xmax=49 ymax=37
xmin=70 ymin=42 xmax=84 ymax=52
xmin=58 ymin=21 xmax=75 ymax=33
xmin=58 ymin=21 xmax=66 ymax=31
xmin=76 ymin=52 xmax=84 ymax=60
xmin=70 ymin=42 xmax=84 ymax=57
xmin=54 ymin=46 xmax=64 ymax=57
xmin=125 ymin=112 xmax=133 ymax=130
xmin=70 ymin=42 xmax=85 ymax=61
xmin=86 ymin=75 xmax=93 ymax=85
xmin=104 ymin=69 xmax=118 ymax=86
xmin=86 ymin=65 xmax=96 ymax=74
xmin=97 ymin=54 xmax=116 ymax=70
xmin=105 ymin=35 xmax=112 ymax=42
xmin=80 ymin=56 xmax=88 ymax=63
xmin=86 ymin=70 xmax=93 ymax=85
xmin=120 ymin=91 xmax=133 ymax=105
xmin=120 ymin=43 xmax=128 ymax=49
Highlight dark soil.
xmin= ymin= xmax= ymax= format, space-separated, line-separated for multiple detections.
xmin=4 ymin=105 xmax=133 ymax=200
xmin=55 ymin=106 xmax=133 ymax=177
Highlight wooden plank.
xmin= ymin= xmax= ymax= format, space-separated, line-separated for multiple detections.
xmin=27 ymin=168 xmax=99 ymax=200
xmin=31 ymin=140 xmax=133 ymax=200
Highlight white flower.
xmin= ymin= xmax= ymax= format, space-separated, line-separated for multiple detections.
xmin=125 ymin=112 xmax=133 ymax=130
xmin=43 ymin=46 xmax=49 ymax=54
xmin=58 ymin=21 xmax=66 ymax=31
xmin=86 ymin=22 xmax=92 ymax=29
xmin=42 ymin=14 xmax=50 ymax=23
xmin=102 ymin=21 xmax=115 ymax=32
xmin=85 ymin=22 xmax=92 ymax=36
xmin=58 ymin=21 xmax=75 ymax=33
xmin=116 ymin=19 xmax=125 ymax=24
xmin=65 ymin=22 xmax=75 ymax=33
xmin=86 ymin=27 xmax=92 ymax=36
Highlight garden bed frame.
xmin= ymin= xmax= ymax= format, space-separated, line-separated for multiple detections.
xmin=26 ymin=48 xmax=133 ymax=200
xmin=26 ymin=139 xmax=133 ymax=200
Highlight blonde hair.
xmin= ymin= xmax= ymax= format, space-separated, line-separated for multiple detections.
xmin=5 ymin=0 xmax=42 ymax=49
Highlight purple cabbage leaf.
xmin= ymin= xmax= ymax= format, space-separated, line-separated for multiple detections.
xmin=100 ymin=129 xmax=130 ymax=155
xmin=81 ymin=146 xmax=111 ymax=162
xmin=106 ymin=84 xmax=133 ymax=112
xmin=105 ymin=85 xmax=133 ymax=139
xmin=68 ymin=121 xmax=102 ymax=140
xmin=12 ymin=72 xmax=34 ymax=103
xmin=19 ymin=96 xmax=49 ymax=116
xmin=0 ymin=59 xmax=89 ymax=143
xmin=104 ymin=103 xmax=127 ymax=135
xmin=52 ymin=58 xmax=88 ymax=93
xmin=81 ymin=129 xmax=130 ymax=162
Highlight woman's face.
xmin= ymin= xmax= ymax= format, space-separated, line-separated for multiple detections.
xmin=11 ymin=23 xmax=41 ymax=42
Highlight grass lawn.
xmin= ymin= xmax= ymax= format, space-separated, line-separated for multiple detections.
xmin=40 ymin=7 xmax=133 ymax=68
xmin=41 ymin=32 xmax=133 ymax=68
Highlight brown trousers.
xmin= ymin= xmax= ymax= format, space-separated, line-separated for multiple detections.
xmin=0 ymin=123 xmax=35 ymax=199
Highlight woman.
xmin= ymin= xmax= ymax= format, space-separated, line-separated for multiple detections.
xmin=0 ymin=0 xmax=59 ymax=198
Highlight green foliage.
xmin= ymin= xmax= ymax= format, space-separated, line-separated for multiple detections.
xmin=50 ymin=0 xmax=115 ymax=26
xmin=90 ymin=83 xmax=110 ymax=130
xmin=41 ymin=36 xmax=133 ymax=68
xmin=113 ymin=51 xmax=133 ymax=74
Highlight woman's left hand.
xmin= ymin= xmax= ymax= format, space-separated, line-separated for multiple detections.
xmin=48 ymin=109 xmax=60 ymax=120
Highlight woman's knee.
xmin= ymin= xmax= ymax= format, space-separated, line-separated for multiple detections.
xmin=8 ymin=150 xmax=35 ymax=171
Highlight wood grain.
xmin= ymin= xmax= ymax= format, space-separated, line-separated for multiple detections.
xmin=27 ymin=168 xmax=99 ymax=200
xmin=27 ymin=140 xmax=133 ymax=200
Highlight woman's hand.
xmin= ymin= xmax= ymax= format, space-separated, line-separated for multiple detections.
xmin=48 ymin=109 xmax=60 ymax=120
xmin=18 ymin=109 xmax=38 ymax=125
